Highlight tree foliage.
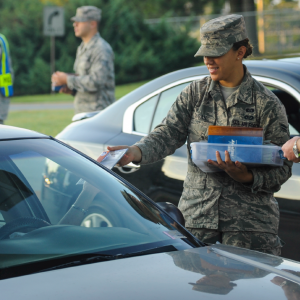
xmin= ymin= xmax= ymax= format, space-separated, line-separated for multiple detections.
xmin=0 ymin=0 xmax=201 ymax=95
xmin=229 ymin=0 xmax=259 ymax=55
xmin=101 ymin=0 xmax=201 ymax=83
xmin=124 ymin=0 xmax=207 ymax=18
xmin=39 ymin=0 xmax=69 ymax=6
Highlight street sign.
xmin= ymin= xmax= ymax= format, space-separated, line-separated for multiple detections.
xmin=43 ymin=6 xmax=65 ymax=36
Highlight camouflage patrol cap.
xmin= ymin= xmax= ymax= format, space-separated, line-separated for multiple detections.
xmin=71 ymin=6 xmax=101 ymax=22
xmin=195 ymin=14 xmax=248 ymax=57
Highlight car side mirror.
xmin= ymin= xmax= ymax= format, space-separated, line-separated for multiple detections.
xmin=156 ymin=202 xmax=185 ymax=227
xmin=72 ymin=111 xmax=100 ymax=122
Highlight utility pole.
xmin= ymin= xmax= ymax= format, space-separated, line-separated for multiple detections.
xmin=229 ymin=0 xmax=259 ymax=55
xmin=50 ymin=36 xmax=55 ymax=77
xmin=257 ymin=0 xmax=265 ymax=54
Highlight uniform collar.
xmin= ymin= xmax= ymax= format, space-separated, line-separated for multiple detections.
xmin=79 ymin=32 xmax=100 ymax=52
xmin=208 ymin=65 xmax=254 ymax=107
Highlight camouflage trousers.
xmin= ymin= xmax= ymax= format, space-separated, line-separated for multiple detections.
xmin=186 ymin=228 xmax=283 ymax=256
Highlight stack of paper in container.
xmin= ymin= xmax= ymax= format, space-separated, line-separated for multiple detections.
xmin=190 ymin=126 xmax=283 ymax=172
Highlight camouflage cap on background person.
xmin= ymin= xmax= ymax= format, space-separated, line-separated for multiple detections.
xmin=195 ymin=14 xmax=248 ymax=57
xmin=71 ymin=6 xmax=101 ymax=22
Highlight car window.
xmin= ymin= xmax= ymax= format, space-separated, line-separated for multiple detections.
xmin=289 ymin=123 xmax=299 ymax=135
xmin=133 ymin=95 xmax=158 ymax=134
xmin=10 ymin=151 xmax=46 ymax=201
xmin=267 ymin=86 xmax=300 ymax=134
xmin=0 ymin=138 xmax=197 ymax=274
xmin=0 ymin=213 xmax=5 ymax=228
xmin=151 ymin=82 xmax=191 ymax=131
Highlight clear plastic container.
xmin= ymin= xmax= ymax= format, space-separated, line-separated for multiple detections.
xmin=190 ymin=142 xmax=284 ymax=173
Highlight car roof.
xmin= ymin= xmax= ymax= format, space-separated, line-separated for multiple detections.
xmin=0 ymin=125 xmax=48 ymax=141
xmin=114 ymin=58 xmax=300 ymax=110
xmin=245 ymin=59 xmax=300 ymax=82
xmin=95 ymin=58 xmax=300 ymax=124
xmin=278 ymin=56 xmax=300 ymax=64
xmin=57 ymin=58 xmax=300 ymax=143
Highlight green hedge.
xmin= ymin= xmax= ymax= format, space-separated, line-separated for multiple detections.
xmin=0 ymin=0 xmax=202 ymax=95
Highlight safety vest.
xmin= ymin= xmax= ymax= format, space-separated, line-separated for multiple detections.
xmin=0 ymin=34 xmax=13 ymax=97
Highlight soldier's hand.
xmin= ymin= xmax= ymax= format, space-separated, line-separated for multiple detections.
xmin=52 ymin=71 xmax=67 ymax=86
xmin=282 ymin=136 xmax=300 ymax=163
xmin=59 ymin=86 xmax=73 ymax=95
xmin=208 ymin=150 xmax=253 ymax=183
xmin=106 ymin=145 xmax=142 ymax=166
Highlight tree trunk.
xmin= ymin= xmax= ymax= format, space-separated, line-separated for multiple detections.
xmin=229 ymin=0 xmax=259 ymax=55
xmin=229 ymin=0 xmax=242 ymax=12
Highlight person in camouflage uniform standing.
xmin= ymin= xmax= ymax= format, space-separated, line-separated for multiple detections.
xmin=108 ymin=15 xmax=292 ymax=255
xmin=52 ymin=6 xmax=115 ymax=114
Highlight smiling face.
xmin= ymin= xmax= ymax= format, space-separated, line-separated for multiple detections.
xmin=204 ymin=44 xmax=248 ymax=87
xmin=204 ymin=48 xmax=243 ymax=85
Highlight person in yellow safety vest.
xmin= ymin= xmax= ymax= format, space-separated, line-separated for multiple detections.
xmin=0 ymin=34 xmax=14 ymax=125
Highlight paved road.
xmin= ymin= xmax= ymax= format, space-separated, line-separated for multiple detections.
xmin=10 ymin=102 xmax=73 ymax=111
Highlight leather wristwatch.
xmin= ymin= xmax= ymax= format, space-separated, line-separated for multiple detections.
xmin=293 ymin=138 xmax=300 ymax=158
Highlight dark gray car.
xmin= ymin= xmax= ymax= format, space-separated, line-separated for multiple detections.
xmin=2 ymin=125 xmax=300 ymax=300
xmin=57 ymin=59 xmax=300 ymax=261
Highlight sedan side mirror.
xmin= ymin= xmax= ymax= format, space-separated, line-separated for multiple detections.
xmin=156 ymin=202 xmax=185 ymax=227
xmin=72 ymin=111 xmax=100 ymax=122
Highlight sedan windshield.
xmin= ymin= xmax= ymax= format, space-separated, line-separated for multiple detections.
xmin=0 ymin=138 xmax=197 ymax=277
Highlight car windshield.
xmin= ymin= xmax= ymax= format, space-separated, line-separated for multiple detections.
xmin=0 ymin=138 xmax=197 ymax=276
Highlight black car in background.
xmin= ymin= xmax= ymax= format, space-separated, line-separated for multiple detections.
xmin=57 ymin=59 xmax=300 ymax=261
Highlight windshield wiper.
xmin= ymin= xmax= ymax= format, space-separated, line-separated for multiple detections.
xmin=40 ymin=244 xmax=177 ymax=273
xmin=111 ymin=244 xmax=177 ymax=259
xmin=40 ymin=253 xmax=114 ymax=272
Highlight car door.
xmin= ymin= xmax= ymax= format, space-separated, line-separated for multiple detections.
xmin=252 ymin=76 xmax=300 ymax=203
xmin=252 ymin=76 xmax=300 ymax=261
xmin=108 ymin=76 xmax=204 ymax=204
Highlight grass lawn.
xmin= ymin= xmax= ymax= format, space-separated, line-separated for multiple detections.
xmin=6 ymin=110 xmax=74 ymax=137
xmin=12 ymin=80 xmax=150 ymax=103
xmin=6 ymin=80 xmax=150 ymax=137
xmin=12 ymin=93 xmax=73 ymax=103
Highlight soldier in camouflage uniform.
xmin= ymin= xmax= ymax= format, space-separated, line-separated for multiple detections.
xmin=108 ymin=15 xmax=292 ymax=255
xmin=52 ymin=6 xmax=115 ymax=114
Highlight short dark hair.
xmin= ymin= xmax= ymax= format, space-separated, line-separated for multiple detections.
xmin=232 ymin=38 xmax=253 ymax=58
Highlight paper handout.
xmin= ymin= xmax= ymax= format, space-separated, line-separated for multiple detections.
xmin=97 ymin=149 xmax=128 ymax=169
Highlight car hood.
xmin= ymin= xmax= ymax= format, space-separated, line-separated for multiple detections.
xmin=1 ymin=244 xmax=300 ymax=299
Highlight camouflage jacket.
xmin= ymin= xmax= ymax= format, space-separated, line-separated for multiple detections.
xmin=67 ymin=32 xmax=115 ymax=114
xmin=135 ymin=66 xmax=292 ymax=233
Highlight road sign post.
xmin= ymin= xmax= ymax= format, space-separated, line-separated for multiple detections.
xmin=43 ymin=6 xmax=65 ymax=92
xmin=50 ymin=36 xmax=55 ymax=77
